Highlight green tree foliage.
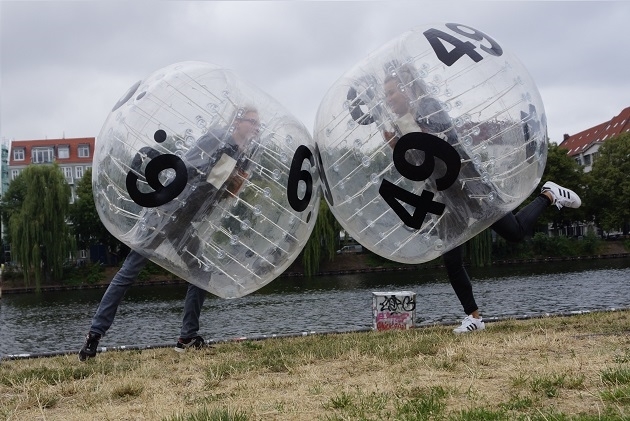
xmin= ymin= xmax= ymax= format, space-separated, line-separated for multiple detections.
xmin=68 ymin=168 xmax=121 ymax=258
xmin=466 ymin=228 xmax=492 ymax=267
xmin=301 ymin=199 xmax=341 ymax=276
xmin=587 ymin=132 xmax=630 ymax=234
xmin=1 ymin=174 xmax=27 ymax=245
xmin=5 ymin=164 xmax=74 ymax=289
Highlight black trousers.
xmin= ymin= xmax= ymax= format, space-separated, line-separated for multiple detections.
xmin=443 ymin=195 xmax=551 ymax=315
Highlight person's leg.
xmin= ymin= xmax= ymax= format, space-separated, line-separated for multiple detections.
xmin=89 ymin=250 xmax=148 ymax=336
xmin=179 ymin=283 xmax=207 ymax=339
xmin=443 ymin=245 xmax=478 ymax=316
xmin=491 ymin=195 xmax=551 ymax=242
xmin=443 ymin=245 xmax=486 ymax=333
xmin=80 ymin=250 xmax=148 ymax=361
xmin=175 ymin=282 xmax=207 ymax=351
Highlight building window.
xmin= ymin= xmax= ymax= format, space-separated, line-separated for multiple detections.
xmin=11 ymin=169 xmax=20 ymax=180
xmin=32 ymin=147 xmax=54 ymax=163
xmin=75 ymin=166 xmax=84 ymax=178
xmin=583 ymin=155 xmax=592 ymax=166
xmin=78 ymin=144 xmax=90 ymax=158
xmin=58 ymin=145 xmax=70 ymax=159
xmin=62 ymin=166 xmax=73 ymax=181
xmin=13 ymin=148 xmax=25 ymax=161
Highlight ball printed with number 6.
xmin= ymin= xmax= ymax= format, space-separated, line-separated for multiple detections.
xmin=314 ymin=23 xmax=547 ymax=264
xmin=93 ymin=61 xmax=320 ymax=298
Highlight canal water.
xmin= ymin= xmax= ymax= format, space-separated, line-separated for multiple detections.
xmin=1 ymin=257 xmax=629 ymax=358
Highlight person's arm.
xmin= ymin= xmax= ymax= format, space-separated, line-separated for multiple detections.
xmin=225 ymin=167 xmax=248 ymax=195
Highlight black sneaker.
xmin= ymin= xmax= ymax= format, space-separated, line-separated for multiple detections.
xmin=174 ymin=335 xmax=205 ymax=352
xmin=78 ymin=332 xmax=102 ymax=361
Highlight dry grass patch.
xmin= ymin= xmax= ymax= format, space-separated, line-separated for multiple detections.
xmin=1 ymin=310 xmax=629 ymax=420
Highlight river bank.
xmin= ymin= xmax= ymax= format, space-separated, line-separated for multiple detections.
xmin=2 ymin=309 xmax=629 ymax=420
xmin=1 ymin=241 xmax=628 ymax=295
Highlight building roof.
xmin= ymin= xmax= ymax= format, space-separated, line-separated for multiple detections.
xmin=9 ymin=137 xmax=95 ymax=166
xmin=558 ymin=107 xmax=630 ymax=157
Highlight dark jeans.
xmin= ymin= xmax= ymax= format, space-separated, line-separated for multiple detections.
xmin=443 ymin=195 xmax=551 ymax=315
xmin=89 ymin=250 xmax=207 ymax=339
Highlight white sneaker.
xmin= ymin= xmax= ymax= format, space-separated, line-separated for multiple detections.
xmin=453 ymin=315 xmax=485 ymax=334
xmin=541 ymin=181 xmax=581 ymax=209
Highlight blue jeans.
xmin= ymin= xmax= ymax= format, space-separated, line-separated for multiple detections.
xmin=89 ymin=250 xmax=207 ymax=339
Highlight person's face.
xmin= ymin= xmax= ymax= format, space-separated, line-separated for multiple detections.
xmin=384 ymin=79 xmax=410 ymax=117
xmin=233 ymin=111 xmax=260 ymax=146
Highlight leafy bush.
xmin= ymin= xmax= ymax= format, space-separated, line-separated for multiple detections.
xmin=0 ymin=264 xmax=21 ymax=281
xmin=524 ymin=232 xmax=604 ymax=258
xmin=579 ymin=232 xmax=601 ymax=255
xmin=137 ymin=260 xmax=172 ymax=281
xmin=492 ymin=237 xmax=534 ymax=260
xmin=63 ymin=262 xmax=106 ymax=285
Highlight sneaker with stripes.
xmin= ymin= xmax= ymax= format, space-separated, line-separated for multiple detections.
xmin=174 ymin=335 xmax=205 ymax=352
xmin=541 ymin=181 xmax=581 ymax=209
xmin=453 ymin=315 xmax=485 ymax=334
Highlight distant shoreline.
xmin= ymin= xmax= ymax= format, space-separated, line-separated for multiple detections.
xmin=2 ymin=252 xmax=628 ymax=295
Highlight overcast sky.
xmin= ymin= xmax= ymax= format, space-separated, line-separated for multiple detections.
xmin=1 ymin=1 xmax=628 ymax=145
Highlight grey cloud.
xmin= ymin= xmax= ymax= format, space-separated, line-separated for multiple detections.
xmin=1 ymin=1 xmax=628 ymax=144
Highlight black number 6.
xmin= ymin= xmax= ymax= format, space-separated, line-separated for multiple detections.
xmin=126 ymin=148 xmax=188 ymax=208
xmin=287 ymin=145 xmax=315 ymax=212
xmin=347 ymin=86 xmax=375 ymax=125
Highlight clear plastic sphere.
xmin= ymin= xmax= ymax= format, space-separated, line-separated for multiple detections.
xmin=93 ymin=62 xmax=320 ymax=298
xmin=314 ymin=23 xmax=547 ymax=264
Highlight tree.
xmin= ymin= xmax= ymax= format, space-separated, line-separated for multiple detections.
xmin=466 ymin=228 xmax=492 ymax=267
xmin=301 ymin=199 xmax=341 ymax=276
xmin=1 ymin=174 xmax=28 ymax=246
xmin=4 ymin=164 xmax=74 ymax=289
xmin=587 ymin=132 xmax=630 ymax=234
xmin=68 ymin=168 xmax=122 ymax=261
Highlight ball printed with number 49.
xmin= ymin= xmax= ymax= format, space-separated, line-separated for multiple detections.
xmin=314 ymin=22 xmax=547 ymax=264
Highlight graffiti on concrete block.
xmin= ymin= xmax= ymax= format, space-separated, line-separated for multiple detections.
xmin=379 ymin=294 xmax=416 ymax=312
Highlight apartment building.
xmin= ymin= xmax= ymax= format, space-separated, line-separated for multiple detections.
xmin=8 ymin=137 xmax=95 ymax=202
xmin=558 ymin=107 xmax=630 ymax=172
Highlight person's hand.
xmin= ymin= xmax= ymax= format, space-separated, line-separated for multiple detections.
xmin=382 ymin=130 xmax=398 ymax=149
xmin=226 ymin=168 xmax=249 ymax=195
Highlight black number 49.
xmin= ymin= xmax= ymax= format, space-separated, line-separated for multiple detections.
xmin=424 ymin=23 xmax=503 ymax=67
xmin=379 ymin=132 xmax=461 ymax=230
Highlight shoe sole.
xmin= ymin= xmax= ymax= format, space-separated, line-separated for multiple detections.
xmin=453 ymin=325 xmax=486 ymax=334
xmin=173 ymin=344 xmax=205 ymax=353
xmin=78 ymin=353 xmax=96 ymax=361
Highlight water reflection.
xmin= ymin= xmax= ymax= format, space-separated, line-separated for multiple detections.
xmin=1 ymin=258 xmax=629 ymax=357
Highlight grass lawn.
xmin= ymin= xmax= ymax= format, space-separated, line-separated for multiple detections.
xmin=2 ymin=310 xmax=629 ymax=420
